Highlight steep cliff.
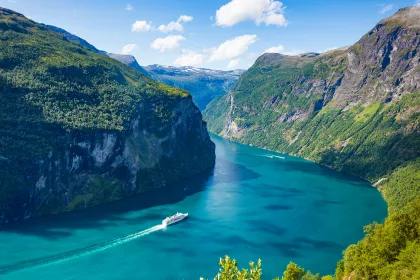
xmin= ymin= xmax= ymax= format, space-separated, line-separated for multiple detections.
xmin=204 ymin=7 xmax=420 ymax=279
xmin=204 ymin=7 xmax=420 ymax=211
xmin=0 ymin=8 xmax=215 ymax=223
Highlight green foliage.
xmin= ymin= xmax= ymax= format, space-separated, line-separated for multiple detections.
xmin=339 ymin=199 xmax=420 ymax=279
xmin=354 ymin=102 xmax=381 ymax=122
xmin=0 ymin=8 xmax=189 ymax=160
xmin=380 ymin=159 xmax=420 ymax=213
xmin=202 ymin=256 xmax=263 ymax=280
xmin=281 ymin=262 xmax=305 ymax=280
xmin=204 ymin=19 xmax=420 ymax=280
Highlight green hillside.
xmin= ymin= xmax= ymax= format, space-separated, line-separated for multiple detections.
xmin=204 ymin=6 xmax=420 ymax=279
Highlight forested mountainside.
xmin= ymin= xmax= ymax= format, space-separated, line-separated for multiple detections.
xmin=43 ymin=24 xmax=150 ymax=76
xmin=204 ymin=6 xmax=420 ymax=279
xmin=0 ymin=7 xmax=215 ymax=223
xmin=145 ymin=65 xmax=244 ymax=110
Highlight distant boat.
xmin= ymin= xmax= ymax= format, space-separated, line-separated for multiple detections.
xmin=162 ymin=213 xmax=188 ymax=227
xmin=262 ymin=154 xmax=285 ymax=160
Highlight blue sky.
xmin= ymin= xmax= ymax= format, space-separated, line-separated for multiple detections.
xmin=0 ymin=0 xmax=418 ymax=70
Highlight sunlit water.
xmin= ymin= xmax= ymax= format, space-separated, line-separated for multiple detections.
xmin=0 ymin=134 xmax=387 ymax=279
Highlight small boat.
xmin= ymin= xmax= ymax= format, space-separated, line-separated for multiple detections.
xmin=162 ymin=212 xmax=188 ymax=227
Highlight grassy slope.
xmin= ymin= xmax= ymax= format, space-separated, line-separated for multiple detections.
xmin=204 ymin=7 xmax=420 ymax=279
xmin=0 ymin=7 xmax=193 ymax=210
xmin=0 ymin=7 xmax=189 ymax=161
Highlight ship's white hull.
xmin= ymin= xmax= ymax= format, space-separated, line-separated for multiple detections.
xmin=162 ymin=213 xmax=188 ymax=227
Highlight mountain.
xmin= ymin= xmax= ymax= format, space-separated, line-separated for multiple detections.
xmin=0 ymin=7 xmax=215 ymax=223
xmin=42 ymin=24 xmax=105 ymax=54
xmin=107 ymin=53 xmax=149 ymax=76
xmin=42 ymin=24 xmax=149 ymax=76
xmin=41 ymin=25 xmax=243 ymax=110
xmin=204 ymin=6 xmax=420 ymax=279
xmin=145 ymin=65 xmax=245 ymax=110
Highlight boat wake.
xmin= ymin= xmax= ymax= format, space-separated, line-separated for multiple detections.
xmin=261 ymin=154 xmax=285 ymax=160
xmin=0 ymin=224 xmax=164 ymax=275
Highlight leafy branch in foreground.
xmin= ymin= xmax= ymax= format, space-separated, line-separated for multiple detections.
xmin=201 ymin=256 xmax=332 ymax=280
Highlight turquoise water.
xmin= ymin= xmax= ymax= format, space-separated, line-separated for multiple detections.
xmin=0 ymin=134 xmax=387 ymax=279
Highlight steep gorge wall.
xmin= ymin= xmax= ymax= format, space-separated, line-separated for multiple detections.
xmin=0 ymin=8 xmax=215 ymax=223
xmin=204 ymin=7 xmax=420 ymax=210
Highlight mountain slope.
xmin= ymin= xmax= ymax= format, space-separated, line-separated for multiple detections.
xmin=204 ymin=6 xmax=420 ymax=279
xmin=145 ymin=65 xmax=244 ymax=110
xmin=43 ymin=24 xmax=149 ymax=76
xmin=0 ymin=7 xmax=215 ymax=223
xmin=107 ymin=53 xmax=149 ymax=76
xmin=204 ymin=7 xmax=420 ymax=210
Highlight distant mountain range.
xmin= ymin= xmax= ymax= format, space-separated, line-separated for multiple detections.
xmin=42 ymin=24 xmax=243 ymax=110
xmin=145 ymin=65 xmax=245 ymax=110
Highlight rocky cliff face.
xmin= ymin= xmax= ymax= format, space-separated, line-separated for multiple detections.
xmin=1 ymin=97 xmax=214 ymax=223
xmin=204 ymin=7 xmax=420 ymax=208
xmin=0 ymin=8 xmax=215 ymax=223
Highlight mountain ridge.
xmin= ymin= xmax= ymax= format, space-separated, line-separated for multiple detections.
xmin=0 ymin=7 xmax=215 ymax=223
xmin=41 ymin=24 xmax=150 ymax=76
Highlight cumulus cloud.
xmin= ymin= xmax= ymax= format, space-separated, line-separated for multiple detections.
xmin=132 ymin=20 xmax=153 ymax=32
xmin=227 ymin=59 xmax=240 ymax=69
xmin=122 ymin=44 xmax=136 ymax=55
xmin=158 ymin=15 xmax=193 ymax=32
xmin=208 ymin=34 xmax=257 ymax=62
xmin=379 ymin=4 xmax=393 ymax=14
xmin=126 ymin=4 xmax=133 ymax=11
xmin=265 ymin=44 xmax=284 ymax=53
xmin=174 ymin=49 xmax=205 ymax=66
xmin=215 ymin=0 xmax=288 ymax=27
xmin=178 ymin=15 xmax=193 ymax=23
xmin=151 ymin=35 xmax=185 ymax=52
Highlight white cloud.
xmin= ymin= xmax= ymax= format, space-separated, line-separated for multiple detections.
xmin=379 ymin=4 xmax=393 ymax=14
xmin=151 ymin=35 xmax=185 ymax=52
xmin=174 ymin=49 xmax=205 ymax=66
xmin=265 ymin=44 xmax=284 ymax=53
xmin=227 ymin=59 xmax=240 ymax=69
xmin=208 ymin=34 xmax=257 ymax=62
xmin=126 ymin=4 xmax=133 ymax=11
xmin=122 ymin=44 xmax=136 ymax=55
xmin=417 ymin=0 xmax=420 ymax=6
xmin=158 ymin=15 xmax=193 ymax=32
xmin=178 ymin=15 xmax=193 ymax=23
xmin=132 ymin=20 xmax=153 ymax=32
xmin=8 ymin=0 xmax=19 ymax=3
xmin=215 ymin=0 xmax=288 ymax=27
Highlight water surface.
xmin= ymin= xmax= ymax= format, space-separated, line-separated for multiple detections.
xmin=0 ymin=134 xmax=387 ymax=279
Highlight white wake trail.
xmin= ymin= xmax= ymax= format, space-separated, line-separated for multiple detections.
xmin=0 ymin=224 xmax=164 ymax=275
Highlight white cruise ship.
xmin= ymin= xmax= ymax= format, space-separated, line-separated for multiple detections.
xmin=162 ymin=212 xmax=188 ymax=227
